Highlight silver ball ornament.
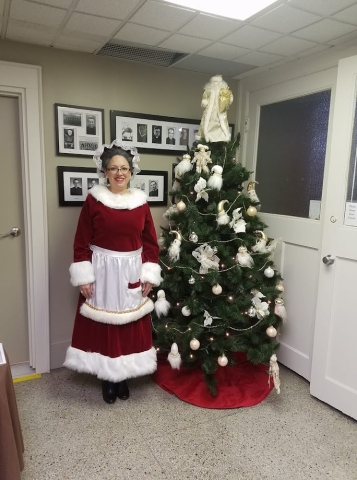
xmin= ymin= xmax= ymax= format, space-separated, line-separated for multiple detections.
xmin=188 ymin=275 xmax=195 ymax=285
xmin=189 ymin=232 xmax=198 ymax=243
xmin=266 ymin=326 xmax=277 ymax=338
xmin=264 ymin=266 xmax=275 ymax=278
xmin=217 ymin=354 xmax=228 ymax=367
xmin=189 ymin=338 xmax=200 ymax=350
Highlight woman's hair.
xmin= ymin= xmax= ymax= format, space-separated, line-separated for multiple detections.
xmin=100 ymin=146 xmax=133 ymax=171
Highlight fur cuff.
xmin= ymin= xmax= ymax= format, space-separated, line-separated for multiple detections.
xmin=69 ymin=261 xmax=95 ymax=286
xmin=80 ymin=298 xmax=154 ymax=325
xmin=140 ymin=262 xmax=162 ymax=286
xmin=64 ymin=346 xmax=157 ymax=382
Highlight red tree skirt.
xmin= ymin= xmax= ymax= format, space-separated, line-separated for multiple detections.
xmin=152 ymin=352 xmax=273 ymax=409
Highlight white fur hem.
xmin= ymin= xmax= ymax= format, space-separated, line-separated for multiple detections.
xmin=141 ymin=262 xmax=162 ymax=286
xmin=64 ymin=346 xmax=157 ymax=382
xmin=69 ymin=261 xmax=95 ymax=286
xmin=80 ymin=298 xmax=154 ymax=325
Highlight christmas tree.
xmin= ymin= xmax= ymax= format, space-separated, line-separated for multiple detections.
xmin=152 ymin=76 xmax=286 ymax=396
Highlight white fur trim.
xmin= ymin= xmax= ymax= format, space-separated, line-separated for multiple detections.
xmin=64 ymin=346 xmax=157 ymax=382
xmin=141 ymin=262 xmax=162 ymax=286
xmin=89 ymin=184 xmax=147 ymax=210
xmin=80 ymin=297 xmax=154 ymax=325
xmin=69 ymin=261 xmax=95 ymax=286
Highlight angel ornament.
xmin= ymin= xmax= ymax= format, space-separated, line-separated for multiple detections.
xmin=229 ymin=207 xmax=247 ymax=233
xmin=207 ymin=165 xmax=223 ymax=191
xmin=192 ymin=243 xmax=220 ymax=274
xmin=196 ymin=74 xmax=233 ymax=143
xmin=192 ymin=145 xmax=212 ymax=174
xmin=175 ymin=153 xmax=193 ymax=177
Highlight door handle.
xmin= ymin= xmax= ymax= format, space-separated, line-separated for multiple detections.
xmin=0 ymin=227 xmax=21 ymax=239
xmin=322 ymin=255 xmax=335 ymax=266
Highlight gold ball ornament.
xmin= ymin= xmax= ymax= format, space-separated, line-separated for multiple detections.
xmin=275 ymin=297 xmax=285 ymax=306
xmin=189 ymin=338 xmax=200 ymax=350
xmin=176 ymin=200 xmax=187 ymax=212
xmin=246 ymin=206 xmax=257 ymax=217
xmin=217 ymin=354 xmax=228 ymax=367
xmin=212 ymin=284 xmax=222 ymax=295
xmin=266 ymin=326 xmax=277 ymax=338
xmin=275 ymin=284 xmax=285 ymax=293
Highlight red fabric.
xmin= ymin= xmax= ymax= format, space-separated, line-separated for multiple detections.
xmin=152 ymin=352 xmax=273 ymax=409
xmin=70 ymin=192 xmax=159 ymax=359
xmin=73 ymin=194 xmax=159 ymax=264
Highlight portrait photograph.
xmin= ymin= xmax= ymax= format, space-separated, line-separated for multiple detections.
xmin=122 ymin=123 xmax=133 ymax=141
xmin=86 ymin=114 xmax=97 ymax=135
xmin=180 ymin=127 xmax=189 ymax=146
xmin=63 ymin=128 xmax=75 ymax=149
xmin=69 ymin=177 xmax=83 ymax=196
xmin=87 ymin=178 xmax=99 ymax=189
xmin=137 ymin=123 xmax=148 ymax=143
xmin=129 ymin=170 xmax=168 ymax=206
xmin=152 ymin=125 xmax=162 ymax=144
xmin=166 ymin=127 xmax=176 ymax=145
xmin=57 ymin=166 xmax=104 ymax=206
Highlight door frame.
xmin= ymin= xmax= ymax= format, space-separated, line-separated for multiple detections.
xmin=0 ymin=60 xmax=49 ymax=373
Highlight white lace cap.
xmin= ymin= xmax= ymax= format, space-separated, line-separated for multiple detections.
xmin=93 ymin=139 xmax=141 ymax=178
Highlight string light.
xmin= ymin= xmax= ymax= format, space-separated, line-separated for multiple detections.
xmin=210 ymin=337 xmax=214 ymax=341
xmin=225 ymin=331 xmax=230 ymax=337
xmin=165 ymin=324 xmax=168 ymax=328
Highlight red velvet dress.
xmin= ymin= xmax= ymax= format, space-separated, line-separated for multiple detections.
xmin=64 ymin=186 xmax=161 ymax=382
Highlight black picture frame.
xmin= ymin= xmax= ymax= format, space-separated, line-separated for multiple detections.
xmin=110 ymin=110 xmax=202 ymax=155
xmin=130 ymin=170 xmax=168 ymax=206
xmin=55 ymin=103 xmax=105 ymax=157
xmin=57 ymin=166 xmax=103 ymax=206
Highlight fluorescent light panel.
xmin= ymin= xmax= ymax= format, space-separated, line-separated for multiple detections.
xmin=163 ymin=0 xmax=279 ymax=21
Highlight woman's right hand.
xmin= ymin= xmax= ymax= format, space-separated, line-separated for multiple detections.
xmin=79 ymin=283 xmax=93 ymax=299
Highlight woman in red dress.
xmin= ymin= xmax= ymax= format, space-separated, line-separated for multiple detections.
xmin=64 ymin=141 xmax=162 ymax=404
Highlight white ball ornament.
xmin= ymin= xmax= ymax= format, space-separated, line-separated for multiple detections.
xmin=188 ymin=275 xmax=195 ymax=285
xmin=181 ymin=306 xmax=191 ymax=316
xmin=246 ymin=206 xmax=257 ymax=217
xmin=189 ymin=232 xmax=198 ymax=243
xmin=264 ymin=266 xmax=275 ymax=278
xmin=217 ymin=354 xmax=228 ymax=367
xmin=190 ymin=338 xmax=200 ymax=350
xmin=266 ymin=326 xmax=277 ymax=338
xmin=212 ymin=284 xmax=222 ymax=295
xmin=176 ymin=200 xmax=187 ymax=212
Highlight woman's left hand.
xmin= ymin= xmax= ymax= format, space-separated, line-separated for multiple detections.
xmin=142 ymin=282 xmax=153 ymax=297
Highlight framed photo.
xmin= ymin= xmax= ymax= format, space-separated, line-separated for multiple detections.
xmin=55 ymin=104 xmax=104 ymax=157
xmin=110 ymin=110 xmax=202 ymax=155
xmin=130 ymin=170 xmax=168 ymax=206
xmin=57 ymin=166 xmax=104 ymax=206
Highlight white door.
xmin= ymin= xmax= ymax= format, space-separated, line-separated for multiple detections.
xmin=244 ymin=70 xmax=336 ymax=380
xmin=311 ymin=55 xmax=357 ymax=420
xmin=0 ymin=95 xmax=29 ymax=365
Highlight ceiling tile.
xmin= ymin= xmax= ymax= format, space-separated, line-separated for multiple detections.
xmin=10 ymin=0 xmax=66 ymax=27
xmin=25 ymin=0 xmax=72 ymax=8
xmin=54 ymin=33 xmax=105 ymax=53
xmin=297 ymin=44 xmax=330 ymax=57
xmin=113 ymin=23 xmax=170 ymax=47
xmin=178 ymin=13 xmax=240 ymax=40
xmin=130 ymin=0 xmax=195 ymax=31
xmin=64 ymin=12 xmax=121 ymax=37
xmin=288 ymin=0 xmax=357 ymax=16
xmin=293 ymin=19 xmax=356 ymax=43
xmin=199 ymin=43 xmax=249 ymax=61
xmin=75 ymin=0 xmax=141 ymax=20
xmin=328 ymin=29 xmax=357 ymax=46
xmin=6 ymin=18 xmax=55 ymax=44
xmin=261 ymin=35 xmax=317 ymax=55
xmin=171 ymin=54 xmax=255 ymax=77
xmin=251 ymin=5 xmax=321 ymax=34
xmin=158 ymin=34 xmax=211 ymax=54
xmin=235 ymin=50 xmax=284 ymax=66
xmin=333 ymin=4 xmax=357 ymax=26
xmin=222 ymin=25 xmax=281 ymax=49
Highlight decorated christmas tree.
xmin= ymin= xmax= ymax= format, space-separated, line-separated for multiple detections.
xmin=152 ymin=75 xmax=286 ymax=396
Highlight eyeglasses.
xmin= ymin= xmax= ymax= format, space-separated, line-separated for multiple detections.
xmin=106 ymin=166 xmax=130 ymax=174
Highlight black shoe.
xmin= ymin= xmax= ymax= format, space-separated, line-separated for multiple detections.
xmin=102 ymin=380 xmax=117 ymax=404
xmin=116 ymin=380 xmax=129 ymax=400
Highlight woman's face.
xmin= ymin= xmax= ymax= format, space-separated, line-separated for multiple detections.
xmin=105 ymin=155 xmax=131 ymax=193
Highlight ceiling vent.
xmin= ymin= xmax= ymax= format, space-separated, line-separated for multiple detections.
xmin=97 ymin=43 xmax=187 ymax=67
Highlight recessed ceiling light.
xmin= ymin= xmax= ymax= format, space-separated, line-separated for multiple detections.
xmin=163 ymin=0 xmax=279 ymax=21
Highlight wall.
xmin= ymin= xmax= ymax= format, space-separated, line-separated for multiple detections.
xmin=0 ymin=39 xmax=238 ymax=368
